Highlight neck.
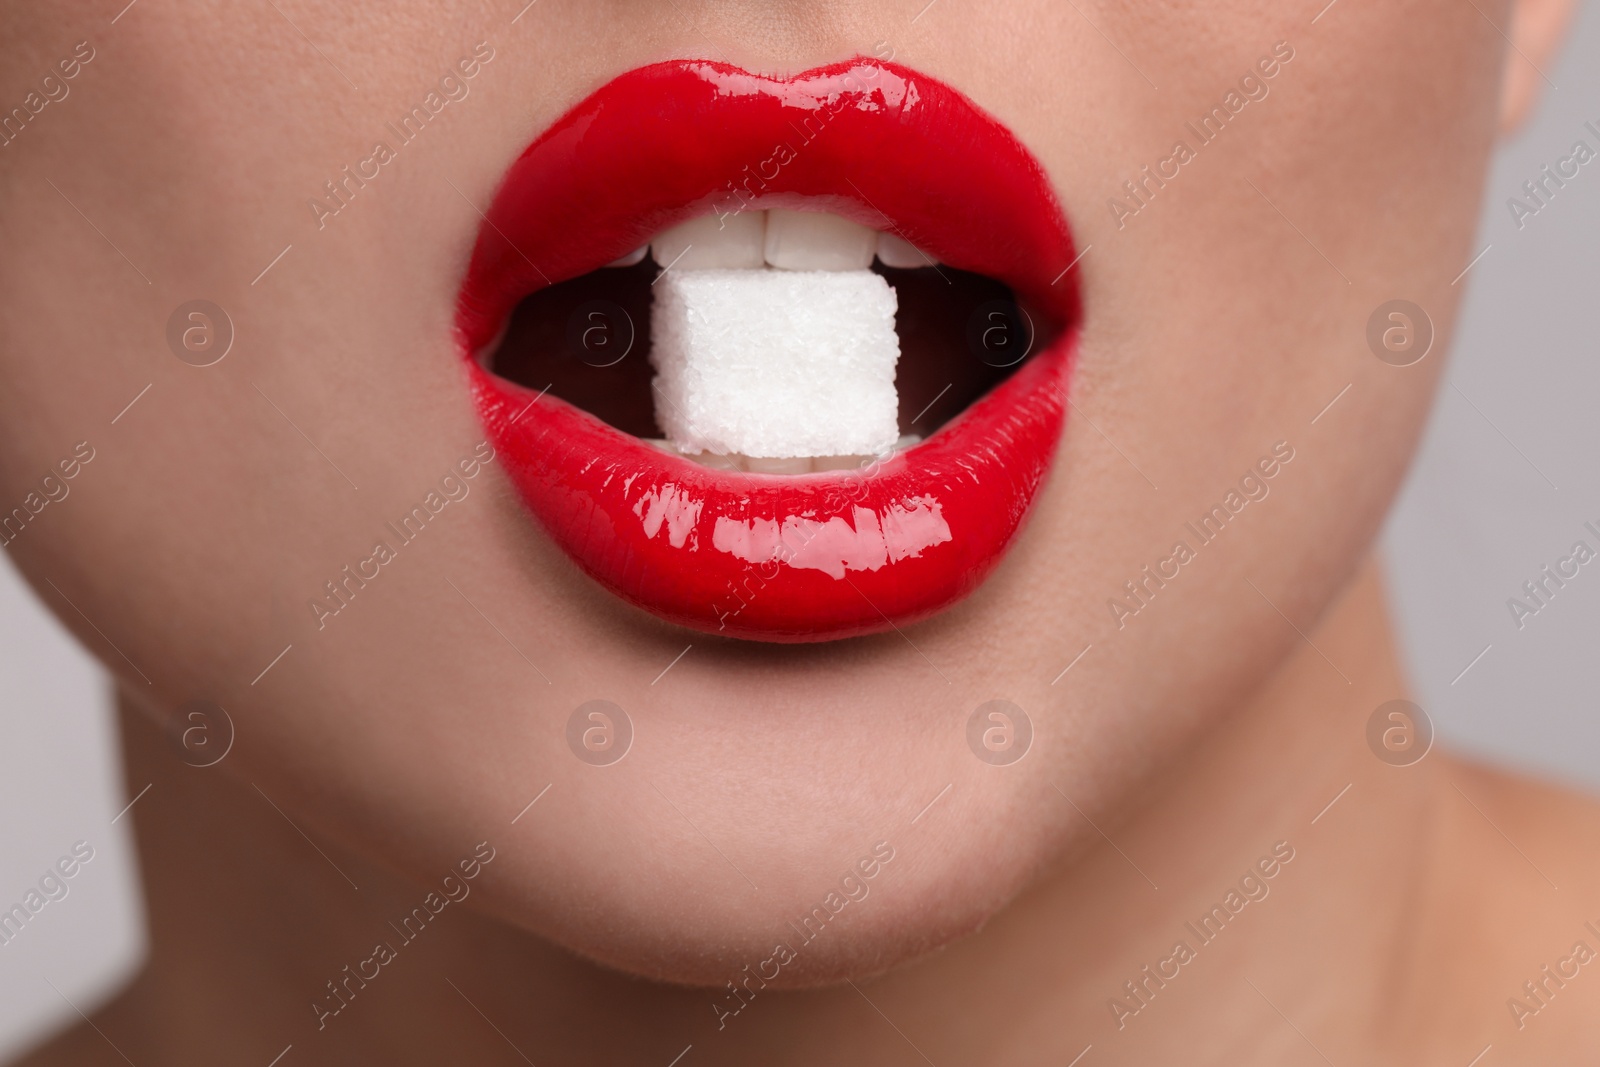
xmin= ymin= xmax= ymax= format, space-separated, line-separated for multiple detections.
xmin=84 ymin=559 xmax=1449 ymax=1065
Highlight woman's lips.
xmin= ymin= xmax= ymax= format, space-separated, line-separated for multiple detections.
xmin=458 ymin=58 xmax=1081 ymax=643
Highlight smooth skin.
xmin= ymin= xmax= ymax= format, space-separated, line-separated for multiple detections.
xmin=0 ymin=0 xmax=1592 ymax=1063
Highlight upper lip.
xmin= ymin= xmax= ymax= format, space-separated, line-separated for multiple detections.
xmin=458 ymin=57 xmax=1082 ymax=642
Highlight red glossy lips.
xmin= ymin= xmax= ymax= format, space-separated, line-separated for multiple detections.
xmin=458 ymin=59 xmax=1081 ymax=642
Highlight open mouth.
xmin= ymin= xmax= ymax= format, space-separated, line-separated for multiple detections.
xmin=458 ymin=59 xmax=1081 ymax=643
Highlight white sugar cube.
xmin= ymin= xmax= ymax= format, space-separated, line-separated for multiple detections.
xmin=650 ymin=269 xmax=900 ymax=459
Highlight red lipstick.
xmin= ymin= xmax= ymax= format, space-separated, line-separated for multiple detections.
xmin=459 ymin=59 xmax=1081 ymax=642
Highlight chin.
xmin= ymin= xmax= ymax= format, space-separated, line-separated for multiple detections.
xmin=503 ymin=828 xmax=1043 ymax=991
xmin=453 ymin=719 xmax=1066 ymax=990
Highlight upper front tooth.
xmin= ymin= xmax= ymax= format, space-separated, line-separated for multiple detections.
xmin=651 ymin=212 xmax=765 ymax=270
xmin=875 ymin=231 xmax=934 ymax=269
xmin=764 ymin=209 xmax=877 ymax=271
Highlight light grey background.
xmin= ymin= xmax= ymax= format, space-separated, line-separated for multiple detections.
xmin=0 ymin=556 xmax=144 ymax=1062
xmin=1 ymin=5 xmax=1597 ymax=1059
xmin=1383 ymin=0 xmax=1600 ymax=792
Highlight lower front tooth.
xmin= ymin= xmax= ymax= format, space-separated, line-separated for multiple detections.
xmin=741 ymin=455 xmax=813 ymax=475
xmin=808 ymin=455 xmax=870 ymax=472
xmin=689 ymin=452 xmax=745 ymax=471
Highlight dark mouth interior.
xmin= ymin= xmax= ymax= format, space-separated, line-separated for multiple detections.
xmin=487 ymin=258 xmax=1052 ymax=445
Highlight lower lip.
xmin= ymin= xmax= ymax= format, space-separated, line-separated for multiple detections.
xmin=460 ymin=59 xmax=1080 ymax=642
xmin=470 ymin=332 xmax=1072 ymax=642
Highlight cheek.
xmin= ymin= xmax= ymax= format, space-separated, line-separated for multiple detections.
xmin=970 ymin=0 xmax=1497 ymax=843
